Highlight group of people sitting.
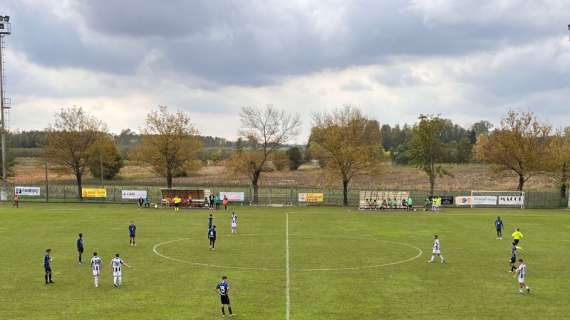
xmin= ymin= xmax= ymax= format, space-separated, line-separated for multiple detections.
xmin=363 ymin=196 xmax=414 ymax=211
xmin=160 ymin=194 xmax=230 ymax=210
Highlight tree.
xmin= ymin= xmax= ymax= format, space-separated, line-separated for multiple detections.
xmin=286 ymin=146 xmax=304 ymax=170
xmin=227 ymin=105 xmax=301 ymax=204
xmin=407 ymin=115 xmax=453 ymax=196
xmin=135 ymin=106 xmax=202 ymax=188
xmin=309 ymin=106 xmax=384 ymax=206
xmin=475 ymin=111 xmax=551 ymax=191
xmin=545 ymin=130 xmax=570 ymax=198
xmin=88 ymin=134 xmax=124 ymax=180
xmin=45 ymin=107 xmax=106 ymax=198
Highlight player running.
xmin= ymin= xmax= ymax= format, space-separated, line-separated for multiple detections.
xmin=509 ymin=245 xmax=517 ymax=273
xmin=111 ymin=253 xmax=130 ymax=288
xmin=209 ymin=225 xmax=217 ymax=250
xmin=514 ymin=259 xmax=530 ymax=294
xmin=44 ymin=249 xmax=54 ymax=284
xmin=512 ymin=228 xmax=523 ymax=249
xmin=77 ymin=233 xmax=84 ymax=264
xmin=428 ymin=235 xmax=445 ymax=264
xmin=231 ymin=212 xmax=238 ymax=234
xmin=216 ymin=276 xmax=233 ymax=317
xmin=129 ymin=221 xmax=136 ymax=247
xmin=495 ymin=217 xmax=504 ymax=240
xmin=91 ymin=252 xmax=102 ymax=287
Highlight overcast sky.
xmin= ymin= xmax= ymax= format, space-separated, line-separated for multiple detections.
xmin=2 ymin=0 xmax=570 ymax=142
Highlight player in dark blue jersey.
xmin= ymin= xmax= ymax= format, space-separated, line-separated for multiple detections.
xmin=77 ymin=233 xmax=84 ymax=264
xmin=216 ymin=276 xmax=233 ymax=316
xmin=495 ymin=216 xmax=504 ymax=240
xmin=509 ymin=245 xmax=517 ymax=273
xmin=208 ymin=214 xmax=214 ymax=230
xmin=129 ymin=221 xmax=136 ymax=247
xmin=44 ymin=249 xmax=54 ymax=284
xmin=208 ymin=225 xmax=217 ymax=250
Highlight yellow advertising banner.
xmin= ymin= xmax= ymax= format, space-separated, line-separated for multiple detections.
xmin=306 ymin=193 xmax=324 ymax=203
xmin=82 ymin=188 xmax=107 ymax=198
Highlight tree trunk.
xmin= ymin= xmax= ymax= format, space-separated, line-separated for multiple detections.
xmin=166 ymin=168 xmax=173 ymax=189
xmin=252 ymin=171 xmax=260 ymax=205
xmin=342 ymin=179 xmax=349 ymax=206
xmin=561 ymin=163 xmax=568 ymax=199
xmin=428 ymin=172 xmax=435 ymax=197
xmin=76 ymin=172 xmax=83 ymax=200
xmin=517 ymin=174 xmax=525 ymax=191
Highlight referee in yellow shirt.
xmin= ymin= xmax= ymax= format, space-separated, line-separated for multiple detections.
xmin=512 ymin=228 xmax=524 ymax=248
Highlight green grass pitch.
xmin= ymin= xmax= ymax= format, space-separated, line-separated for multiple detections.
xmin=0 ymin=203 xmax=569 ymax=319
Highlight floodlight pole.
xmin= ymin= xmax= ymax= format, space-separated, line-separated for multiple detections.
xmin=0 ymin=16 xmax=10 ymax=201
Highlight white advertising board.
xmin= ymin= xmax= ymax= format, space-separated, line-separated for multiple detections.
xmin=15 ymin=186 xmax=41 ymax=196
xmin=121 ymin=190 xmax=148 ymax=200
xmin=498 ymin=196 xmax=524 ymax=206
xmin=219 ymin=192 xmax=245 ymax=202
xmin=472 ymin=196 xmax=497 ymax=205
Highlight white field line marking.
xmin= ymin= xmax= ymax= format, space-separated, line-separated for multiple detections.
xmin=285 ymin=211 xmax=291 ymax=320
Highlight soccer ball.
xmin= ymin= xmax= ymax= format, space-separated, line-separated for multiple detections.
xmin=154 ymin=204 xmax=158 ymax=208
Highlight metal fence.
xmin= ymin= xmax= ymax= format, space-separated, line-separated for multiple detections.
xmin=5 ymin=183 xmax=569 ymax=209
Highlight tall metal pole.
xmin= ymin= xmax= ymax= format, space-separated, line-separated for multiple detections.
xmin=0 ymin=34 xmax=7 ymax=201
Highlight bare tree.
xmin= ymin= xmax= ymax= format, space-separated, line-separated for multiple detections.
xmin=45 ymin=106 xmax=106 ymax=198
xmin=227 ymin=105 xmax=301 ymax=204
xmin=135 ymin=106 xmax=202 ymax=188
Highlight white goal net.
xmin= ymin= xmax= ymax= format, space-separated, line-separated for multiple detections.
xmin=469 ymin=190 xmax=525 ymax=209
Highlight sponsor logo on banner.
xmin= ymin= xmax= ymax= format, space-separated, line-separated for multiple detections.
xmin=498 ymin=196 xmax=524 ymax=205
xmin=455 ymin=196 xmax=472 ymax=206
xmin=472 ymin=196 xmax=497 ymax=205
xmin=15 ymin=186 xmax=41 ymax=196
xmin=298 ymin=193 xmax=324 ymax=203
xmin=219 ymin=192 xmax=245 ymax=202
xmin=121 ymin=190 xmax=148 ymax=200
xmin=82 ymin=188 xmax=107 ymax=198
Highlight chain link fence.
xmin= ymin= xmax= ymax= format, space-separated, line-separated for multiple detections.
xmin=4 ymin=183 xmax=569 ymax=209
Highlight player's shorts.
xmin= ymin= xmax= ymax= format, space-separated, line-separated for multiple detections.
xmin=220 ymin=295 xmax=230 ymax=305
xmin=510 ymin=256 xmax=516 ymax=264
xmin=513 ymin=239 xmax=520 ymax=245
xmin=518 ymin=277 xmax=525 ymax=284
xmin=231 ymin=223 xmax=237 ymax=228
xmin=92 ymin=269 xmax=100 ymax=277
xmin=432 ymin=250 xmax=441 ymax=255
xmin=130 ymin=233 xmax=136 ymax=238
xmin=113 ymin=271 xmax=122 ymax=277
xmin=44 ymin=266 xmax=51 ymax=273
xmin=78 ymin=248 xmax=84 ymax=253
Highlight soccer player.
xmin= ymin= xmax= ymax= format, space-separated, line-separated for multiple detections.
xmin=509 ymin=245 xmax=517 ymax=273
xmin=428 ymin=235 xmax=445 ymax=264
xmin=512 ymin=228 xmax=523 ymax=248
xmin=514 ymin=259 xmax=530 ymax=294
xmin=44 ymin=249 xmax=54 ymax=284
xmin=216 ymin=276 xmax=233 ymax=317
xmin=129 ymin=221 xmax=136 ymax=247
xmin=13 ymin=193 xmax=19 ymax=208
xmin=208 ymin=214 xmax=214 ymax=230
xmin=231 ymin=212 xmax=238 ymax=234
xmin=495 ymin=216 xmax=504 ymax=240
xmin=91 ymin=252 xmax=102 ymax=287
xmin=77 ymin=233 xmax=84 ymax=264
xmin=111 ymin=253 xmax=130 ymax=288
xmin=209 ymin=225 xmax=217 ymax=250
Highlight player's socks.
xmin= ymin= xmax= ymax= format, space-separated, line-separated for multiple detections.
xmin=94 ymin=277 xmax=99 ymax=287
xmin=228 ymin=307 xmax=232 ymax=315
xmin=45 ymin=275 xmax=49 ymax=284
xmin=221 ymin=307 xmax=225 ymax=315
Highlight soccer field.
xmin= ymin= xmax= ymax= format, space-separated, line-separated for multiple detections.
xmin=0 ymin=204 xmax=568 ymax=320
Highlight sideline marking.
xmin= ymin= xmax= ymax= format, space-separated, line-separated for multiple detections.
xmin=285 ymin=212 xmax=291 ymax=320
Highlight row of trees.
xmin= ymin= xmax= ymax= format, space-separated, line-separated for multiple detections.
xmin=6 ymin=104 xmax=570 ymax=204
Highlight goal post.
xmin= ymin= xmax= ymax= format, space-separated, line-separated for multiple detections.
xmin=470 ymin=190 xmax=525 ymax=209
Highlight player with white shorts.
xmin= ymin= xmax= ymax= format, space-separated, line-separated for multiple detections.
xmin=231 ymin=212 xmax=238 ymax=234
xmin=90 ymin=252 xmax=102 ymax=287
xmin=515 ymin=259 xmax=530 ymax=294
xmin=428 ymin=235 xmax=445 ymax=264
xmin=111 ymin=254 xmax=129 ymax=288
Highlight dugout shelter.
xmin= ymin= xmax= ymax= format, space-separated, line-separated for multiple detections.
xmin=160 ymin=188 xmax=211 ymax=208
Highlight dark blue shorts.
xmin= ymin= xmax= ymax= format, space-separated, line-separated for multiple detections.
xmin=44 ymin=266 xmax=51 ymax=273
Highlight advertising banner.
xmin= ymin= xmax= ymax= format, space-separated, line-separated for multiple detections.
xmin=455 ymin=196 xmax=472 ymax=206
xmin=219 ymin=192 xmax=245 ymax=202
xmin=472 ymin=196 xmax=497 ymax=205
xmin=121 ymin=190 xmax=148 ymax=200
xmin=82 ymin=188 xmax=107 ymax=198
xmin=15 ymin=186 xmax=41 ymax=196
xmin=299 ymin=193 xmax=324 ymax=203
xmin=498 ymin=196 xmax=524 ymax=206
